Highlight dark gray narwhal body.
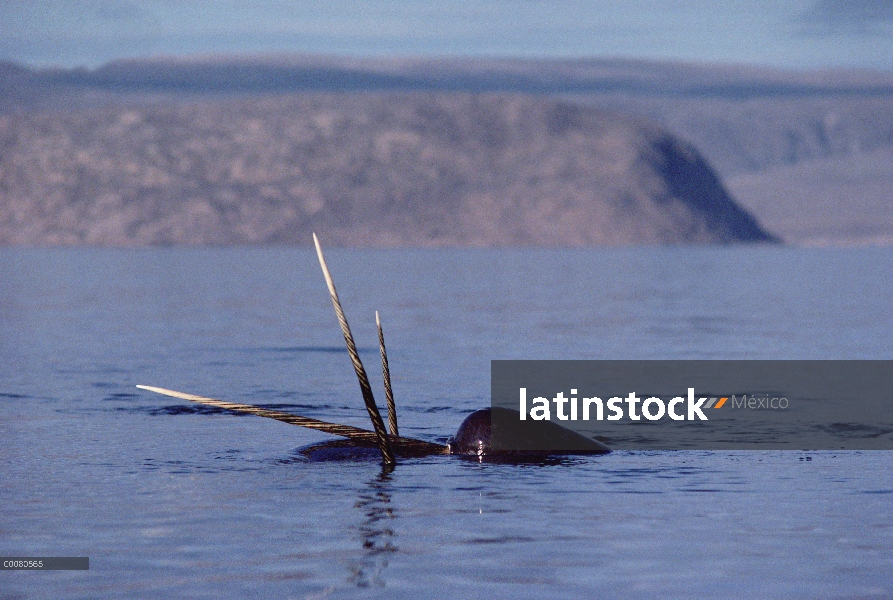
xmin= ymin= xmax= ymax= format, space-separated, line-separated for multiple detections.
xmin=296 ymin=407 xmax=610 ymax=462
xmin=137 ymin=235 xmax=611 ymax=463
xmin=448 ymin=407 xmax=611 ymax=457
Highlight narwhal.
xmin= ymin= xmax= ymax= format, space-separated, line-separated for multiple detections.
xmin=137 ymin=234 xmax=610 ymax=464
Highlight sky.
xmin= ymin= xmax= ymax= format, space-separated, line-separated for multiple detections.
xmin=2 ymin=0 xmax=893 ymax=71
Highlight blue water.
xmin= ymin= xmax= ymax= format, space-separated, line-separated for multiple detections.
xmin=1 ymin=247 xmax=892 ymax=598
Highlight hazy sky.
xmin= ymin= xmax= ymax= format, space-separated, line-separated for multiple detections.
xmin=2 ymin=0 xmax=893 ymax=71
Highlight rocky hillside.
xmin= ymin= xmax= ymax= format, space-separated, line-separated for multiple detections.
xmin=0 ymin=93 xmax=775 ymax=246
xmin=6 ymin=55 xmax=893 ymax=179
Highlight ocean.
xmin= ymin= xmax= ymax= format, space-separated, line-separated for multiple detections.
xmin=1 ymin=246 xmax=892 ymax=598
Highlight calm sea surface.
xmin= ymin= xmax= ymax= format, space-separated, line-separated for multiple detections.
xmin=1 ymin=247 xmax=892 ymax=599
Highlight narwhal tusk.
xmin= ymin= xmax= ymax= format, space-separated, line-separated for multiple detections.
xmin=136 ymin=385 xmax=381 ymax=441
xmin=312 ymin=233 xmax=396 ymax=465
xmin=376 ymin=311 xmax=398 ymax=437
xmin=135 ymin=385 xmax=448 ymax=455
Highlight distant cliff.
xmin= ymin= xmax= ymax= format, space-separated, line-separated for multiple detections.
xmin=5 ymin=55 xmax=893 ymax=178
xmin=0 ymin=93 xmax=776 ymax=246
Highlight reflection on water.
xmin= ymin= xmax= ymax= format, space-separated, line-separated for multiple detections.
xmin=349 ymin=469 xmax=397 ymax=588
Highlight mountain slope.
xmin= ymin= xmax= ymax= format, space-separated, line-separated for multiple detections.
xmin=0 ymin=93 xmax=775 ymax=246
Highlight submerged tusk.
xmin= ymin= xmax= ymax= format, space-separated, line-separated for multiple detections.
xmin=312 ymin=233 xmax=396 ymax=465
xmin=376 ymin=311 xmax=398 ymax=437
